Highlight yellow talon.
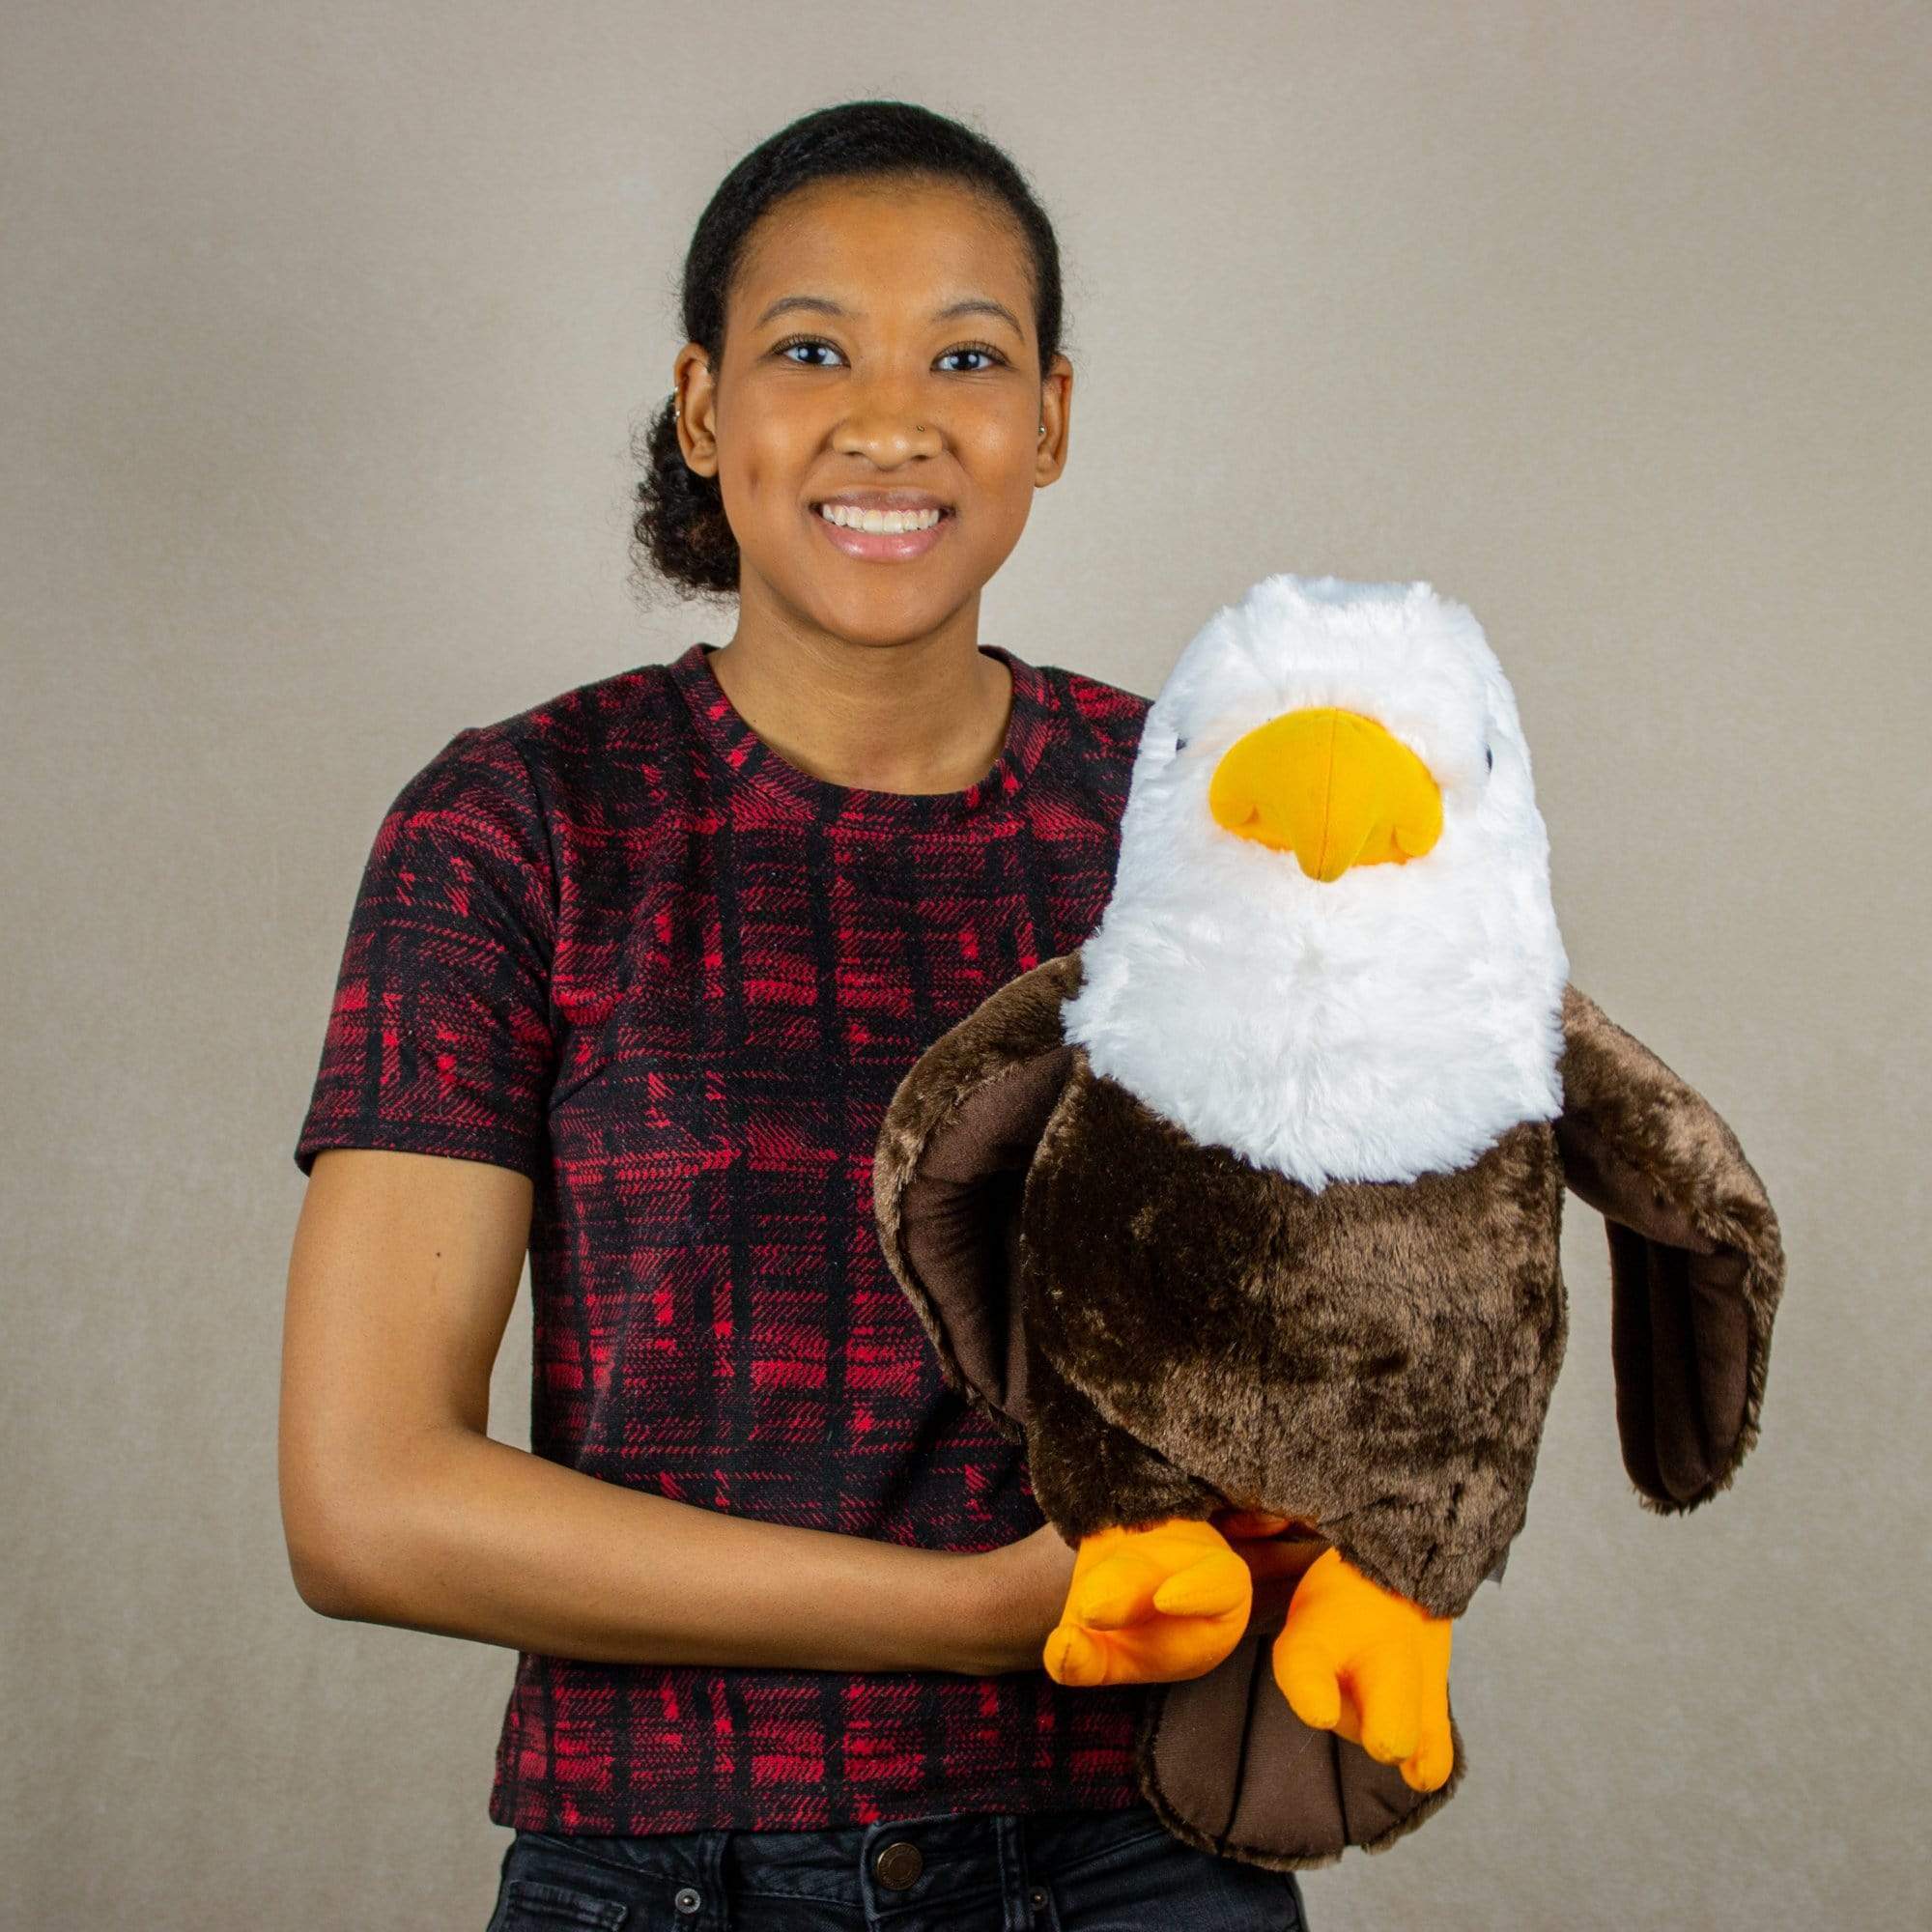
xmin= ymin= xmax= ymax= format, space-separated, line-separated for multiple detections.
xmin=1043 ymin=1517 xmax=1253 ymax=1688
xmin=1270 ymin=1548 xmax=1455 ymax=1794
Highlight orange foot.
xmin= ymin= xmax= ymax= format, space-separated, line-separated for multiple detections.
xmin=1043 ymin=1517 xmax=1253 ymax=1688
xmin=1270 ymin=1548 xmax=1455 ymax=1793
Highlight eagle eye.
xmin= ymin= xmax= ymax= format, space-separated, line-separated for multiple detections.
xmin=1484 ymin=744 xmax=1493 ymax=772
xmin=1174 ymin=734 xmax=1189 ymax=753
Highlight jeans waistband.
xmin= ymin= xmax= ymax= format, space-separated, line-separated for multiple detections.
xmin=518 ymin=1799 xmax=1170 ymax=1917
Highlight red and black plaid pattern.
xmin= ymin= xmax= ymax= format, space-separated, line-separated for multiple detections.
xmin=296 ymin=639 xmax=1154 ymax=1833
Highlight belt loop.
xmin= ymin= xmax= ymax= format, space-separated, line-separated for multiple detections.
xmin=677 ymin=1827 xmax=728 ymax=1928
xmin=995 ymin=1812 xmax=1031 ymax=1932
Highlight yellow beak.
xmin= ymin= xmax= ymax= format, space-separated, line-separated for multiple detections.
xmin=1207 ymin=706 xmax=1442 ymax=882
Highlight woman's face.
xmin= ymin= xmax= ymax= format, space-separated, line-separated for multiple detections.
xmin=674 ymin=176 xmax=1069 ymax=649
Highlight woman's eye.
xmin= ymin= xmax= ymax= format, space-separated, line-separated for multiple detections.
xmin=772 ymin=336 xmax=1005 ymax=373
xmin=776 ymin=337 xmax=843 ymax=367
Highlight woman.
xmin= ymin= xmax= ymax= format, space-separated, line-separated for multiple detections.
xmin=280 ymin=98 xmax=1309 ymax=1930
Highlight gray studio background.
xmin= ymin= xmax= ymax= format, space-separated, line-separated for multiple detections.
xmin=5 ymin=4 xmax=1926 ymax=1927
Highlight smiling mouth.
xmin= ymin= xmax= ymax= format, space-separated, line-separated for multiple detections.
xmin=810 ymin=501 xmax=955 ymax=561
xmin=810 ymin=502 xmax=953 ymax=528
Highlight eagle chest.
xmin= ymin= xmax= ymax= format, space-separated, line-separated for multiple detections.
xmin=1020 ymin=1052 xmax=1571 ymax=1552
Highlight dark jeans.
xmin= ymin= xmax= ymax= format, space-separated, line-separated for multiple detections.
xmin=488 ymin=1800 xmax=1307 ymax=1929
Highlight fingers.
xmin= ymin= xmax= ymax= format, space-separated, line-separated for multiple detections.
xmin=1401 ymin=1619 xmax=1455 ymax=1793
xmin=1047 ymin=1521 xmax=1254 ymax=1688
xmin=1067 ymin=1544 xmax=1168 ymax=1630
xmin=1274 ymin=1625 xmax=1344 ymax=1731
xmin=1104 ymin=1604 xmax=1248 ymax=1683
xmin=1270 ymin=1548 xmax=1457 ymax=1785
xmin=1069 ymin=1522 xmax=1250 ymax=1627
xmin=1403 ymin=1716 xmax=1455 ymax=1792
xmin=1280 ymin=1630 xmax=1427 ymax=1768
xmin=1047 ymin=1594 xmax=1244 ymax=1688
xmin=1042 ymin=1622 xmax=1110 ymax=1687
xmin=1348 ymin=1637 xmax=1422 ymax=1766
xmin=1329 ymin=1682 xmax=1365 ymax=1750
xmin=1150 ymin=1546 xmax=1249 ymax=1618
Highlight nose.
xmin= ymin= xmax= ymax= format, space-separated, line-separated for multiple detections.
xmin=835 ymin=390 xmax=944 ymax=456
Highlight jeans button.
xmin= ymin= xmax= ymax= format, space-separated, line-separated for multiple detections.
xmin=672 ymin=1884 xmax=701 ymax=1914
xmin=873 ymin=1839 xmax=923 ymax=1889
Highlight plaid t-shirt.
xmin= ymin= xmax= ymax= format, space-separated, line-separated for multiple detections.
xmin=294 ymin=639 xmax=1155 ymax=1834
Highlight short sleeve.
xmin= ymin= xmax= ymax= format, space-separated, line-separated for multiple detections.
xmin=293 ymin=724 xmax=558 ymax=1182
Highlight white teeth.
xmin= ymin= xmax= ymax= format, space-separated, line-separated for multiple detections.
xmin=816 ymin=503 xmax=945 ymax=533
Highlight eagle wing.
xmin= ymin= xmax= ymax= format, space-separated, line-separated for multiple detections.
xmin=871 ymin=951 xmax=1083 ymax=1445
xmin=1556 ymin=983 xmax=1786 ymax=1512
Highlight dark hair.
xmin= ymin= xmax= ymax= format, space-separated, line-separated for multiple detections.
xmin=630 ymin=99 xmax=1069 ymax=604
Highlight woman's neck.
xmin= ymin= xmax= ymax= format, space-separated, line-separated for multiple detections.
xmin=704 ymin=625 xmax=1014 ymax=797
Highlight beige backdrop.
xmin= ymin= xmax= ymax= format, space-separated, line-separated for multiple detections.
xmin=5 ymin=3 xmax=1925 ymax=1926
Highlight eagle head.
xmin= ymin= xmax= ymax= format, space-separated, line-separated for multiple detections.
xmin=1059 ymin=574 xmax=1571 ymax=1190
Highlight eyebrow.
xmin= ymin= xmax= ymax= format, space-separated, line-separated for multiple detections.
xmin=753 ymin=294 xmax=1026 ymax=337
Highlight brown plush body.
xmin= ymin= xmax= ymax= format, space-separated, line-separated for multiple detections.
xmin=1025 ymin=1044 xmax=1566 ymax=1619
xmin=873 ymin=946 xmax=1784 ymax=1868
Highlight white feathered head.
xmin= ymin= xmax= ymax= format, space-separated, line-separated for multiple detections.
xmin=1059 ymin=573 xmax=1570 ymax=1190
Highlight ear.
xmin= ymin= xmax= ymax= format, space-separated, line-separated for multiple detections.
xmin=1555 ymin=984 xmax=1786 ymax=1512
xmin=872 ymin=952 xmax=1086 ymax=1440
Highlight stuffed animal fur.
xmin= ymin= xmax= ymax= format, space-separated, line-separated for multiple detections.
xmin=871 ymin=574 xmax=1785 ymax=1872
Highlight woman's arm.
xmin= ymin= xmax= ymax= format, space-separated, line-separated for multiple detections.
xmin=279 ymin=1147 xmax=1058 ymax=1676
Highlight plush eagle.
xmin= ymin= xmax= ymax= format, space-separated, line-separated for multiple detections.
xmin=871 ymin=574 xmax=1785 ymax=1873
